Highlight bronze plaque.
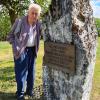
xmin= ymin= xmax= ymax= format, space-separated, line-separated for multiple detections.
xmin=43 ymin=41 xmax=76 ymax=74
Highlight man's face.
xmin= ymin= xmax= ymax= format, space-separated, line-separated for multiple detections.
xmin=28 ymin=7 xmax=39 ymax=23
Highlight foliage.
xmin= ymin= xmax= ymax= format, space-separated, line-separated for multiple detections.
xmin=0 ymin=0 xmax=51 ymax=41
xmin=34 ymin=0 xmax=51 ymax=14
xmin=95 ymin=18 xmax=100 ymax=36
xmin=0 ymin=8 xmax=11 ymax=41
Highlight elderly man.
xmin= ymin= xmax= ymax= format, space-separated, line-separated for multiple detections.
xmin=7 ymin=3 xmax=42 ymax=100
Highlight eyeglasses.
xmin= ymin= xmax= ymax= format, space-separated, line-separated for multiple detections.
xmin=31 ymin=12 xmax=38 ymax=16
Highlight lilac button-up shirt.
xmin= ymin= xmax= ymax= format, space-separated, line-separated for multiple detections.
xmin=7 ymin=15 xmax=42 ymax=60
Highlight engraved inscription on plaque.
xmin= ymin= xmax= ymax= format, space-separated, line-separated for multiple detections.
xmin=43 ymin=42 xmax=76 ymax=73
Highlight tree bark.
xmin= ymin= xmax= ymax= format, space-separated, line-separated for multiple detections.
xmin=8 ymin=9 xmax=18 ymax=25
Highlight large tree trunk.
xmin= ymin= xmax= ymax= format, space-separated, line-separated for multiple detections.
xmin=42 ymin=0 xmax=97 ymax=100
xmin=8 ymin=9 xmax=18 ymax=25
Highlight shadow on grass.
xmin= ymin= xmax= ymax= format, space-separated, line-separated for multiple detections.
xmin=0 ymin=92 xmax=16 ymax=100
xmin=0 ymin=91 xmax=44 ymax=100
xmin=0 ymin=60 xmax=44 ymax=100
xmin=0 ymin=66 xmax=15 ymax=82
xmin=0 ymin=67 xmax=44 ymax=100
xmin=0 ymin=85 xmax=44 ymax=100
xmin=0 ymin=60 xmax=13 ymax=65
xmin=0 ymin=66 xmax=14 ymax=73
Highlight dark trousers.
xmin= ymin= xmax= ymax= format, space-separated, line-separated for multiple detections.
xmin=14 ymin=47 xmax=36 ymax=97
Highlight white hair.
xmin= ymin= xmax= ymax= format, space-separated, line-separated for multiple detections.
xmin=28 ymin=3 xmax=41 ymax=15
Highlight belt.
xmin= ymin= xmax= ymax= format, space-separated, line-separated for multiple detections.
xmin=26 ymin=46 xmax=36 ymax=51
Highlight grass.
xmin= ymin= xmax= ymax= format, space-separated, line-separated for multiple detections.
xmin=95 ymin=18 xmax=100 ymax=36
xmin=95 ymin=18 xmax=100 ymax=28
xmin=90 ymin=37 xmax=100 ymax=100
xmin=0 ymin=39 xmax=100 ymax=100
xmin=0 ymin=40 xmax=44 ymax=100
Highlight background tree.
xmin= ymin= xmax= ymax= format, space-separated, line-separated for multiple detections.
xmin=0 ymin=0 xmax=51 ymax=25
xmin=0 ymin=7 xmax=11 ymax=41
xmin=34 ymin=0 xmax=51 ymax=15
xmin=0 ymin=0 xmax=51 ymax=41
xmin=0 ymin=0 xmax=30 ymax=25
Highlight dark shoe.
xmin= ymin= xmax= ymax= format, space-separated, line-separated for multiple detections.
xmin=17 ymin=96 xmax=25 ymax=100
xmin=24 ymin=91 xmax=34 ymax=97
xmin=15 ymin=91 xmax=25 ymax=100
xmin=15 ymin=91 xmax=18 ymax=98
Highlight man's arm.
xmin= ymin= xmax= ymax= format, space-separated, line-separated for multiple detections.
xmin=6 ymin=18 xmax=19 ymax=44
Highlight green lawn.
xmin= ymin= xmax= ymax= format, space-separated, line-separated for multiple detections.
xmin=0 ymin=40 xmax=44 ymax=100
xmin=90 ymin=37 xmax=100 ymax=100
xmin=0 ymin=39 xmax=100 ymax=100
xmin=95 ymin=18 xmax=100 ymax=37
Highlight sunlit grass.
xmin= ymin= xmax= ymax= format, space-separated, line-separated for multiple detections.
xmin=0 ymin=40 xmax=44 ymax=100
xmin=90 ymin=37 xmax=100 ymax=100
xmin=0 ymin=38 xmax=100 ymax=100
